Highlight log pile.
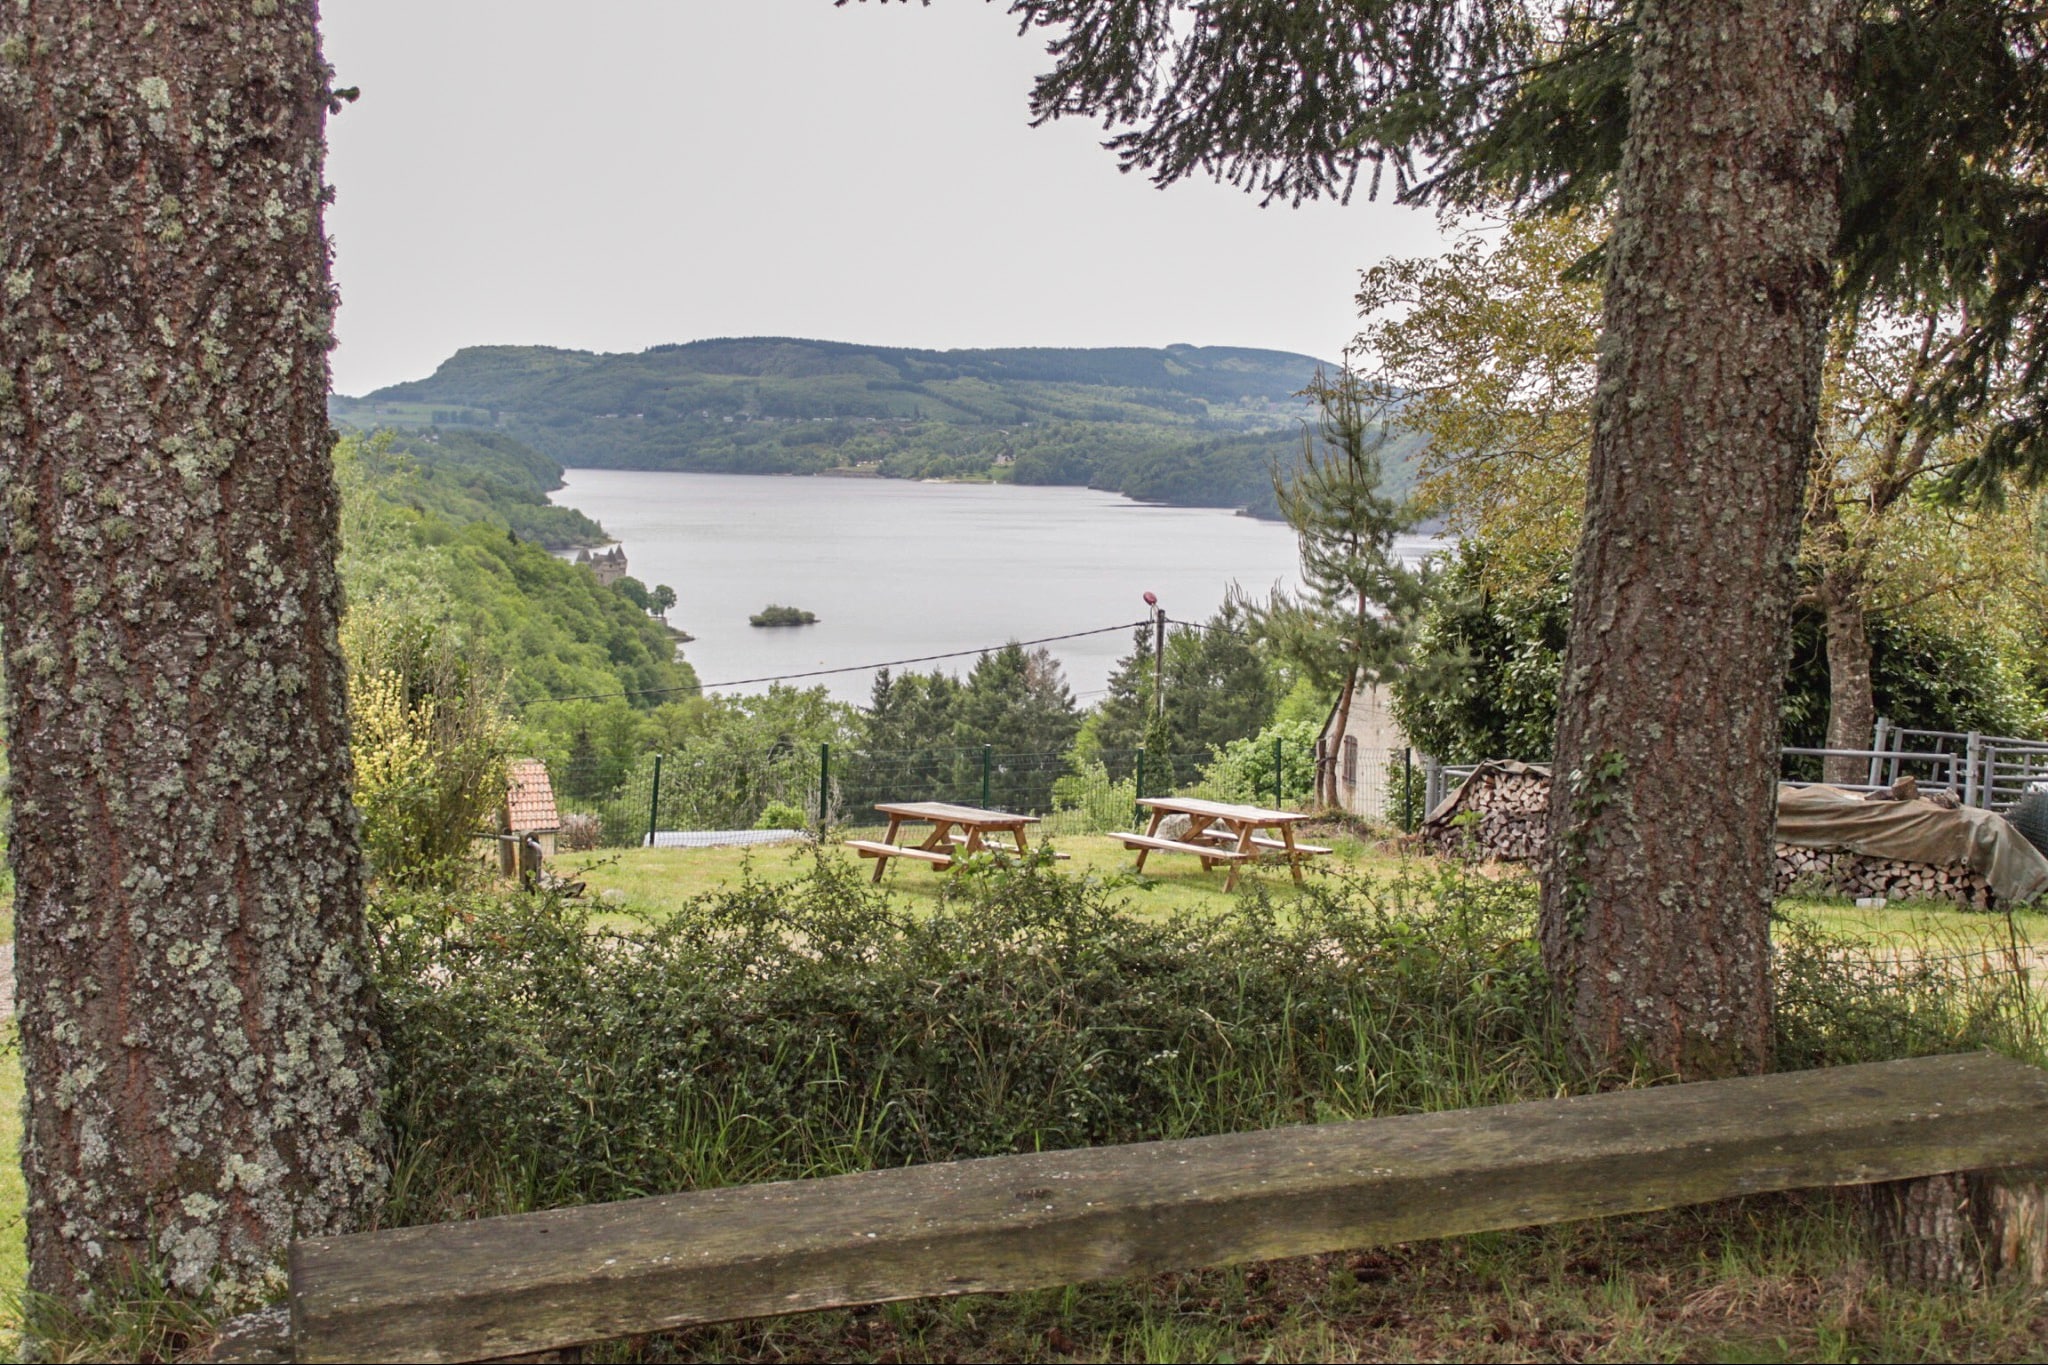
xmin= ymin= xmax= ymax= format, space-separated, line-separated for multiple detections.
xmin=1773 ymin=845 xmax=1995 ymax=910
xmin=1425 ymin=767 xmax=1998 ymax=909
xmin=1422 ymin=767 xmax=1548 ymax=863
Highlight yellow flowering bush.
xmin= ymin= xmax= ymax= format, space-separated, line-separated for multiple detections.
xmin=348 ymin=618 xmax=509 ymax=888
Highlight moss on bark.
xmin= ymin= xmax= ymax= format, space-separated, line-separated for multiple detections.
xmin=0 ymin=0 xmax=385 ymax=1303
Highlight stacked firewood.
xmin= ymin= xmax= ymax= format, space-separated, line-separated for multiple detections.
xmin=1426 ymin=768 xmax=1997 ymax=909
xmin=1422 ymin=768 xmax=1548 ymax=862
xmin=1773 ymin=845 xmax=1995 ymax=910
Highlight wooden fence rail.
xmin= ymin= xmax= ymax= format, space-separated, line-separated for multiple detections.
xmin=224 ymin=1052 xmax=2048 ymax=1363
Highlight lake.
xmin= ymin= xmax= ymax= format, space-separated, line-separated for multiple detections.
xmin=554 ymin=470 xmax=1436 ymax=705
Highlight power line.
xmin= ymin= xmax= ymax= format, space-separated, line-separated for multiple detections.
xmin=530 ymin=620 xmax=1154 ymax=708
xmin=1166 ymin=614 xmax=1255 ymax=638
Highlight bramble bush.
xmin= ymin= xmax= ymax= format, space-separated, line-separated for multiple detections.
xmin=371 ymin=857 xmax=1559 ymax=1219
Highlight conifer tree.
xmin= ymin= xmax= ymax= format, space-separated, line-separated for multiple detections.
xmin=0 ymin=0 xmax=383 ymax=1301
xmin=855 ymin=0 xmax=2044 ymax=1070
xmin=1091 ymin=603 xmax=1277 ymax=768
xmin=1261 ymin=375 xmax=1425 ymax=808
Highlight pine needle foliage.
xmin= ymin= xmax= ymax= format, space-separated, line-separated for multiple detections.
xmin=845 ymin=0 xmax=2048 ymax=499
xmin=1258 ymin=372 xmax=1427 ymax=703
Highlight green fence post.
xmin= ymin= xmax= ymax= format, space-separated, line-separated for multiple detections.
xmin=982 ymin=744 xmax=993 ymax=809
xmin=1135 ymin=746 xmax=1147 ymax=825
xmin=817 ymin=743 xmax=830 ymax=834
xmin=1403 ymin=747 xmax=1414 ymax=832
xmin=646 ymin=754 xmax=662 ymax=848
xmin=1274 ymin=735 xmax=1284 ymax=808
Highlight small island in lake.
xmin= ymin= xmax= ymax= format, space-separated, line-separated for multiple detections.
xmin=749 ymin=604 xmax=818 ymax=627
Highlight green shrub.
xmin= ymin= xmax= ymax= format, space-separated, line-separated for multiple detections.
xmin=1196 ymin=718 xmax=1322 ymax=806
xmin=346 ymin=614 xmax=510 ymax=889
xmin=369 ymin=859 xmax=2044 ymax=1226
xmin=371 ymin=858 xmax=1565 ymax=1219
xmin=1048 ymin=759 xmax=1137 ymax=833
xmin=755 ymin=800 xmax=808 ymax=830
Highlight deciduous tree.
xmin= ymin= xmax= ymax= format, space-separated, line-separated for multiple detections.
xmin=1360 ymin=212 xmax=2039 ymax=787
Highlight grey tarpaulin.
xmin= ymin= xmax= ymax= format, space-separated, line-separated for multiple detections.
xmin=1776 ymin=784 xmax=2048 ymax=907
xmin=1422 ymin=763 xmax=2048 ymax=906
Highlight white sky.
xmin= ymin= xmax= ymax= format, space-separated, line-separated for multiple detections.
xmin=320 ymin=1 xmax=1453 ymax=398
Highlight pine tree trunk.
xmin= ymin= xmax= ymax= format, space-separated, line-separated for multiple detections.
xmin=1864 ymin=1168 xmax=2048 ymax=1289
xmin=1822 ymin=581 xmax=1877 ymax=786
xmin=0 ymin=1 xmax=385 ymax=1303
xmin=1538 ymin=0 xmax=1855 ymax=1077
xmin=1324 ymin=668 xmax=1358 ymax=808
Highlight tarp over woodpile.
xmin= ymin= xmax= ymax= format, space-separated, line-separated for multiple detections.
xmin=1422 ymin=762 xmax=2048 ymax=907
xmin=1776 ymin=784 xmax=2048 ymax=907
xmin=1422 ymin=760 xmax=1551 ymax=827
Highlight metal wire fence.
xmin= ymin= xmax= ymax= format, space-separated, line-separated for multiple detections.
xmin=549 ymin=740 xmax=1349 ymax=850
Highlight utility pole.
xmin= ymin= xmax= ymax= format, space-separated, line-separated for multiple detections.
xmin=1145 ymin=593 xmax=1166 ymax=719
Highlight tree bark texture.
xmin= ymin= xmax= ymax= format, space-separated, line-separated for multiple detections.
xmin=1322 ymin=666 xmax=1357 ymax=809
xmin=0 ymin=0 xmax=384 ymax=1302
xmin=1863 ymin=1168 xmax=2048 ymax=1289
xmin=1539 ymin=0 xmax=1856 ymax=1076
xmin=1820 ymin=574 xmax=1876 ymax=786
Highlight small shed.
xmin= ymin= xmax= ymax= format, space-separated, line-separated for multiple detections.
xmin=500 ymin=758 xmax=561 ymax=878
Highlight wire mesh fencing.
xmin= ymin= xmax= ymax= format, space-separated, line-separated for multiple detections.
xmin=552 ymin=747 xmax=815 ymax=852
xmin=547 ymin=739 xmax=1342 ymax=850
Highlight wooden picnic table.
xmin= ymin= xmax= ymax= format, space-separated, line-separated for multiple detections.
xmin=1115 ymin=795 xmax=1330 ymax=892
xmin=845 ymin=801 xmax=1041 ymax=882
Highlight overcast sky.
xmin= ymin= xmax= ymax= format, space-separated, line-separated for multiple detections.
xmin=320 ymin=1 xmax=1453 ymax=398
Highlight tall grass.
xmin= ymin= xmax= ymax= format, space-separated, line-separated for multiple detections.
xmin=1772 ymin=906 xmax=2045 ymax=1069
xmin=16 ymin=861 xmax=2044 ymax=1361
xmin=369 ymin=855 xmax=2043 ymax=1227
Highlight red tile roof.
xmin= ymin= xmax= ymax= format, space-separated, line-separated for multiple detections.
xmin=505 ymin=758 xmax=560 ymax=832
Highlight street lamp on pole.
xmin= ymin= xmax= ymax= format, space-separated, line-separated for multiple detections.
xmin=1143 ymin=591 xmax=1165 ymax=720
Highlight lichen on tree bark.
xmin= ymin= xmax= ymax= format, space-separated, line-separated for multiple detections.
xmin=1538 ymin=0 xmax=1857 ymax=1076
xmin=0 ymin=0 xmax=385 ymax=1303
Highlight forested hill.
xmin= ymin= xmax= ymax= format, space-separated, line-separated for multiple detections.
xmin=355 ymin=427 xmax=607 ymax=551
xmin=331 ymin=338 xmax=1423 ymax=517
xmin=336 ymin=431 xmax=695 ymax=714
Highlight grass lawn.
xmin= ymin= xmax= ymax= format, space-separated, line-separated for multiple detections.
xmin=566 ymin=830 xmax=1423 ymax=926
xmin=1784 ymin=895 xmax=2044 ymax=951
xmin=571 ymin=837 xmax=2048 ymax=955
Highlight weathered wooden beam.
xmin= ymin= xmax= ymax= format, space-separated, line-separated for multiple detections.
xmin=289 ymin=1052 xmax=2048 ymax=1363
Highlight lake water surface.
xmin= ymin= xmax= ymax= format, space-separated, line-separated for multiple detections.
xmin=555 ymin=470 xmax=1433 ymax=705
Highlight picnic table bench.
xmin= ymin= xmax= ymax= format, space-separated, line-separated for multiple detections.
xmin=1114 ymin=795 xmax=1330 ymax=891
xmin=843 ymin=801 xmax=1040 ymax=882
xmin=246 ymin=1052 xmax=2048 ymax=1362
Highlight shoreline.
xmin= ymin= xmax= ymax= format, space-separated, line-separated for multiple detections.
xmin=553 ymin=464 xmax=1292 ymax=523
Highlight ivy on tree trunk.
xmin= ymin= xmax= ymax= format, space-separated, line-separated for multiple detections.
xmin=1539 ymin=0 xmax=1857 ymax=1077
xmin=0 ymin=0 xmax=385 ymax=1303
